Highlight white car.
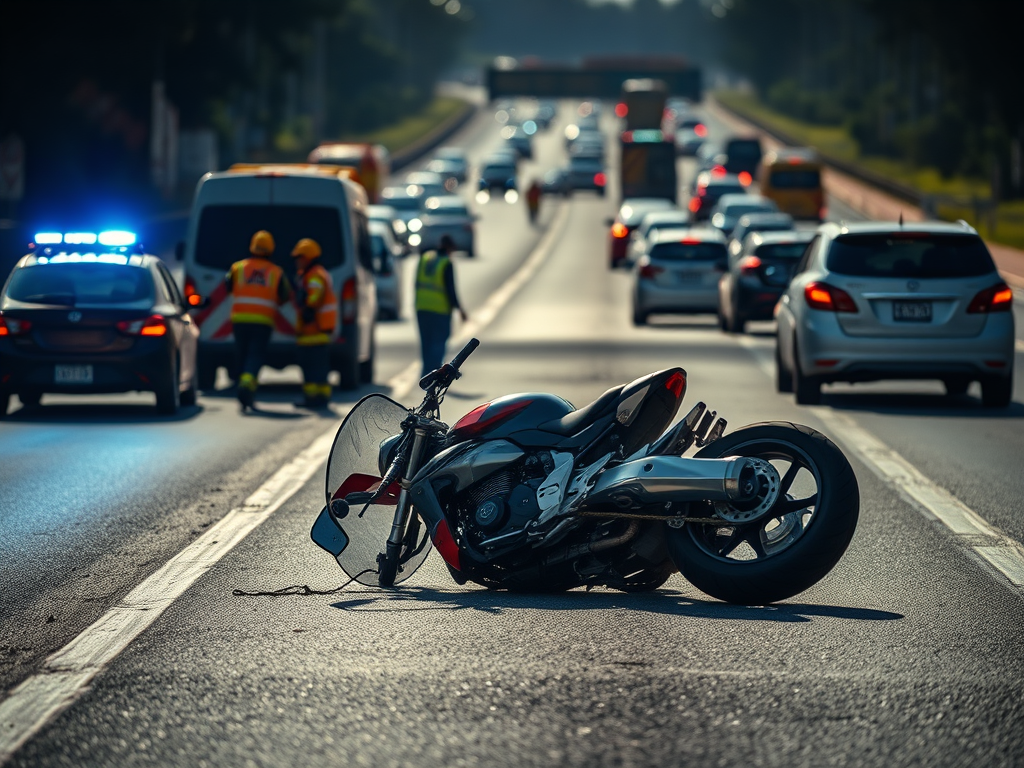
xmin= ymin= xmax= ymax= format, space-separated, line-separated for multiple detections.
xmin=775 ymin=220 xmax=1015 ymax=406
xmin=409 ymin=196 xmax=476 ymax=257
xmin=368 ymin=221 xmax=404 ymax=320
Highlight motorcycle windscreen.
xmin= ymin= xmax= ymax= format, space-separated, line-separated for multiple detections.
xmin=323 ymin=393 xmax=432 ymax=585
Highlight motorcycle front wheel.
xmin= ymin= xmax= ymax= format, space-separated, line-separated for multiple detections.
xmin=666 ymin=422 xmax=859 ymax=605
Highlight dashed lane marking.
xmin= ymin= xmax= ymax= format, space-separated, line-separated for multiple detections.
xmin=0 ymin=201 xmax=572 ymax=765
xmin=738 ymin=335 xmax=1024 ymax=593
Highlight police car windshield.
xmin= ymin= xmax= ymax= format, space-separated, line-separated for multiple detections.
xmin=5 ymin=263 xmax=154 ymax=307
xmin=194 ymin=205 xmax=345 ymax=271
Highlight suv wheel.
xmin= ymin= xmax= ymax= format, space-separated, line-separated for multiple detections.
xmin=981 ymin=374 xmax=1012 ymax=408
xmin=792 ymin=342 xmax=821 ymax=405
xmin=775 ymin=343 xmax=793 ymax=394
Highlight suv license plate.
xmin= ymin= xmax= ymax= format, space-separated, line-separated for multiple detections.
xmin=893 ymin=301 xmax=931 ymax=322
xmin=55 ymin=364 xmax=93 ymax=384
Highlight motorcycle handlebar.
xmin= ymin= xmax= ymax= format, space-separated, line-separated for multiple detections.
xmin=449 ymin=338 xmax=480 ymax=371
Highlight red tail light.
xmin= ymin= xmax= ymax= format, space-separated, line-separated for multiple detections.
xmin=804 ymin=282 xmax=858 ymax=312
xmin=738 ymin=255 xmax=762 ymax=275
xmin=117 ymin=315 xmax=168 ymax=336
xmin=341 ymin=277 xmax=357 ymax=323
xmin=738 ymin=171 xmax=753 ymax=187
xmin=967 ymin=282 xmax=1013 ymax=313
xmin=694 ymin=123 xmax=708 ymax=138
xmin=711 ymin=165 xmax=726 ymax=176
xmin=184 ymin=275 xmax=203 ymax=307
xmin=0 ymin=316 xmax=32 ymax=336
xmin=639 ymin=263 xmax=663 ymax=279
xmin=594 ymin=172 xmax=606 ymax=187
xmin=688 ymin=198 xmax=700 ymax=213
xmin=611 ymin=222 xmax=629 ymax=239
xmin=614 ymin=102 xmax=628 ymax=118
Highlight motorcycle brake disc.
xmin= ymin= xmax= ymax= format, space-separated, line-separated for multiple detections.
xmin=713 ymin=458 xmax=782 ymax=524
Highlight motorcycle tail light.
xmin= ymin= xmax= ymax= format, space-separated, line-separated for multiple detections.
xmin=117 ymin=315 xmax=168 ymax=336
xmin=0 ymin=316 xmax=32 ymax=336
xmin=341 ymin=277 xmax=358 ymax=323
xmin=804 ymin=282 xmax=858 ymax=312
xmin=967 ymin=282 xmax=1012 ymax=313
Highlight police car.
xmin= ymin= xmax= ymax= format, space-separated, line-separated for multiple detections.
xmin=0 ymin=231 xmax=199 ymax=417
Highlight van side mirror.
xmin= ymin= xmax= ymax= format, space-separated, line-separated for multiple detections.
xmin=174 ymin=241 xmax=185 ymax=261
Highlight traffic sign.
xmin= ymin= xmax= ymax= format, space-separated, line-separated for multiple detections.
xmin=0 ymin=135 xmax=24 ymax=201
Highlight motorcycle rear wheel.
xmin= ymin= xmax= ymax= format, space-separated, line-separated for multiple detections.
xmin=666 ymin=422 xmax=858 ymax=605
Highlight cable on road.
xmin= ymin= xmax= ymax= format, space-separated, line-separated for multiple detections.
xmin=232 ymin=568 xmax=378 ymax=597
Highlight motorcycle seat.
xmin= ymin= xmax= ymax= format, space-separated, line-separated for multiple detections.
xmin=539 ymin=384 xmax=624 ymax=437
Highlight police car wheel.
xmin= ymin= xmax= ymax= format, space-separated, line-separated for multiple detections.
xmin=155 ymin=358 xmax=180 ymax=415
xmin=0 ymin=392 xmax=9 ymax=419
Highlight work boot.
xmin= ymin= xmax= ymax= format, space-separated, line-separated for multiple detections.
xmin=238 ymin=387 xmax=254 ymax=412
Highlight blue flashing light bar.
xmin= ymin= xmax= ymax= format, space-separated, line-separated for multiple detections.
xmin=34 ymin=232 xmax=63 ymax=244
xmin=98 ymin=230 xmax=136 ymax=247
xmin=64 ymin=232 xmax=98 ymax=245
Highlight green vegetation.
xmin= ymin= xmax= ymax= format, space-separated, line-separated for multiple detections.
xmin=716 ymin=90 xmax=1024 ymax=249
xmin=345 ymin=97 xmax=472 ymax=154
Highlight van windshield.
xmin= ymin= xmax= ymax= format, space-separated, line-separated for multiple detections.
xmin=194 ymin=205 xmax=345 ymax=271
xmin=769 ymin=169 xmax=821 ymax=189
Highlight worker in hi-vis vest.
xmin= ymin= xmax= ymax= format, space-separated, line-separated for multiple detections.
xmin=291 ymin=237 xmax=337 ymax=409
xmin=414 ymin=235 xmax=466 ymax=376
xmin=225 ymin=230 xmax=292 ymax=411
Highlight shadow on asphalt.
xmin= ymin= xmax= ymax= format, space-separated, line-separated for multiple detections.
xmin=328 ymin=586 xmax=903 ymax=624
xmin=822 ymin=391 xmax=1024 ymax=418
xmin=2 ymin=402 xmax=205 ymax=424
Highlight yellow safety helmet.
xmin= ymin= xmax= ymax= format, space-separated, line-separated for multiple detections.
xmin=249 ymin=230 xmax=275 ymax=256
xmin=291 ymin=238 xmax=322 ymax=260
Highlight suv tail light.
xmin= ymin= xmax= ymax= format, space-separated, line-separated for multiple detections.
xmin=967 ymin=282 xmax=1013 ymax=313
xmin=0 ymin=316 xmax=32 ymax=336
xmin=611 ymin=222 xmax=629 ymax=239
xmin=184 ymin=275 xmax=203 ymax=307
xmin=638 ymin=259 xmax=663 ymax=280
xmin=738 ymin=255 xmax=762 ymax=275
xmin=341 ymin=277 xmax=358 ymax=323
xmin=688 ymin=198 xmax=700 ymax=213
xmin=594 ymin=172 xmax=606 ymax=187
xmin=117 ymin=315 xmax=168 ymax=336
xmin=804 ymin=282 xmax=858 ymax=312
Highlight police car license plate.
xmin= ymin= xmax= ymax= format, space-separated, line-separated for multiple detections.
xmin=55 ymin=364 xmax=93 ymax=384
xmin=893 ymin=301 xmax=931 ymax=322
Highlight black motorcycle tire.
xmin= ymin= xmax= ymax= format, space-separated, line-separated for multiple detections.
xmin=377 ymin=541 xmax=401 ymax=588
xmin=666 ymin=422 xmax=859 ymax=605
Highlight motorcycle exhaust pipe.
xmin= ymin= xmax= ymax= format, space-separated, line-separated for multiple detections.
xmin=586 ymin=455 xmax=761 ymax=509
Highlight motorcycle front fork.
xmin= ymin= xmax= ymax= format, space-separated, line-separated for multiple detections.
xmin=386 ymin=427 xmax=428 ymax=553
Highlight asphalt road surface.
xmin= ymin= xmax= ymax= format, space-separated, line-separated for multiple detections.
xmin=1 ymin=98 xmax=1022 ymax=768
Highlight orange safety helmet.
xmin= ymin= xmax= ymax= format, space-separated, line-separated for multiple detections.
xmin=249 ymin=230 xmax=275 ymax=256
xmin=291 ymin=238 xmax=322 ymax=260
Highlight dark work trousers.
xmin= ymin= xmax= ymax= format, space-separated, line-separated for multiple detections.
xmin=233 ymin=323 xmax=273 ymax=379
xmin=417 ymin=310 xmax=452 ymax=376
xmin=296 ymin=343 xmax=330 ymax=384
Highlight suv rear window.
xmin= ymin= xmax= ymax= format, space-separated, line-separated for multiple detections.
xmin=650 ymin=242 xmax=727 ymax=262
xmin=755 ymin=243 xmax=811 ymax=260
xmin=827 ymin=234 xmax=996 ymax=278
xmin=769 ymin=170 xmax=821 ymax=189
xmin=194 ymin=205 xmax=345 ymax=271
xmin=6 ymin=263 xmax=154 ymax=306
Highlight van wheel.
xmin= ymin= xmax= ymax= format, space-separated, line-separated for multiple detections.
xmin=359 ymin=333 xmax=376 ymax=384
xmin=335 ymin=347 xmax=360 ymax=391
xmin=197 ymin=353 xmax=218 ymax=391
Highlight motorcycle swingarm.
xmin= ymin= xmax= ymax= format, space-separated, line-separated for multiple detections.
xmin=647 ymin=402 xmax=726 ymax=457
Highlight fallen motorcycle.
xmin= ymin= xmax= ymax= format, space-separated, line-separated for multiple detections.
xmin=312 ymin=338 xmax=859 ymax=604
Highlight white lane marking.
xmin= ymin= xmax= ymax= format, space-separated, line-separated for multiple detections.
xmin=738 ymin=335 xmax=1024 ymax=593
xmin=0 ymin=201 xmax=573 ymax=764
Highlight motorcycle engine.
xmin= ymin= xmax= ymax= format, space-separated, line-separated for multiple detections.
xmin=458 ymin=451 xmax=556 ymax=546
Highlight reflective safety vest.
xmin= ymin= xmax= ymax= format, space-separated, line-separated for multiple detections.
xmin=415 ymin=252 xmax=451 ymax=315
xmin=229 ymin=257 xmax=286 ymax=327
xmin=296 ymin=263 xmax=337 ymax=346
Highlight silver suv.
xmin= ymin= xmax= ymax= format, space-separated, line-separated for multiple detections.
xmin=775 ymin=221 xmax=1014 ymax=407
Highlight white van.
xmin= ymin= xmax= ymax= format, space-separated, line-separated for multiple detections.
xmin=180 ymin=164 xmax=377 ymax=391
